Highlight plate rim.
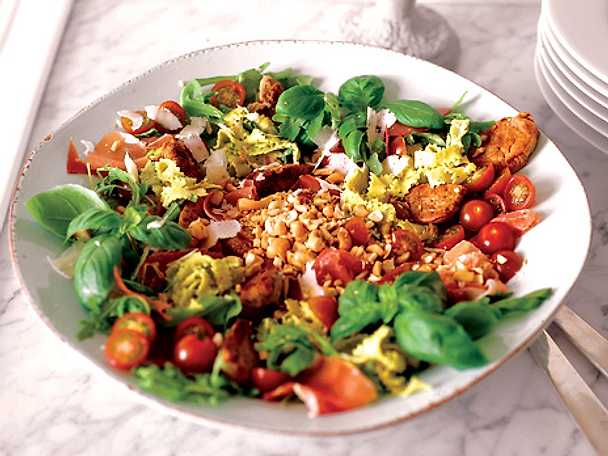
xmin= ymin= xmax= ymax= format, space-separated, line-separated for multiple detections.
xmin=7 ymin=39 xmax=593 ymax=436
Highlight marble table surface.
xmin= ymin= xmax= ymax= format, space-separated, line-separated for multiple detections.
xmin=2 ymin=1 xmax=606 ymax=454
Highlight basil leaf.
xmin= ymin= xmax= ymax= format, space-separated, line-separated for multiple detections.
xmin=338 ymin=75 xmax=385 ymax=110
xmin=342 ymin=129 xmax=364 ymax=162
xmin=256 ymin=323 xmax=317 ymax=376
xmin=26 ymin=184 xmax=109 ymax=238
xmin=269 ymin=67 xmax=313 ymax=89
xmin=384 ymin=100 xmax=444 ymax=129
xmin=394 ymin=310 xmax=487 ymax=369
xmin=366 ymin=151 xmax=383 ymax=176
xmin=324 ymin=92 xmax=342 ymax=128
xmin=491 ymin=288 xmax=553 ymax=317
xmin=237 ymin=68 xmax=264 ymax=102
xmin=180 ymin=80 xmax=224 ymax=120
xmin=66 ymin=208 xmax=122 ymax=240
xmin=412 ymin=132 xmax=446 ymax=147
xmin=129 ymin=216 xmax=191 ymax=250
xmin=470 ymin=120 xmax=495 ymax=133
xmin=393 ymin=271 xmax=447 ymax=303
xmin=96 ymin=167 xmax=144 ymax=205
xmin=304 ymin=110 xmax=325 ymax=142
xmin=278 ymin=118 xmax=302 ymax=141
xmin=166 ymin=294 xmax=242 ymax=327
xmin=330 ymin=280 xmax=381 ymax=341
xmin=276 ymin=85 xmax=325 ymax=120
xmin=338 ymin=111 xmax=366 ymax=137
xmin=445 ymin=298 xmax=500 ymax=339
xmin=74 ymin=236 xmax=122 ymax=313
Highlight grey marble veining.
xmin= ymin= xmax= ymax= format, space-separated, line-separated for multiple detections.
xmin=1 ymin=0 xmax=604 ymax=454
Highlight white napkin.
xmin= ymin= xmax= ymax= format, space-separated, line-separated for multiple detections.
xmin=0 ymin=0 xmax=73 ymax=227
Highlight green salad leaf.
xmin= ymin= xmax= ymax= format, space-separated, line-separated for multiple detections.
xmin=129 ymin=216 xmax=191 ymax=250
xmin=180 ymin=80 xmax=224 ymax=120
xmin=331 ymin=280 xmax=381 ymax=342
xmin=383 ymin=100 xmax=445 ymax=129
xmin=491 ymin=288 xmax=553 ymax=317
xmin=444 ymin=298 xmax=501 ymax=339
xmin=65 ymin=207 xmax=122 ymax=240
xmin=256 ymin=323 xmax=317 ymax=376
xmin=338 ymin=75 xmax=385 ymax=110
xmin=276 ymin=85 xmax=325 ymax=121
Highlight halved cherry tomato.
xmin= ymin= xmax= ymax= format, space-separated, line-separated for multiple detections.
xmin=252 ymin=367 xmax=291 ymax=393
xmin=484 ymin=192 xmax=507 ymax=214
xmin=377 ymin=263 xmax=414 ymax=284
xmin=484 ymin=167 xmax=511 ymax=199
xmin=459 ymin=200 xmax=494 ymax=232
xmin=298 ymin=174 xmax=321 ymax=192
xmin=174 ymin=333 xmax=218 ymax=374
xmin=389 ymin=122 xmax=427 ymax=137
xmin=391 ymin=229 xmax=424 ymax=260
xmin=155 ymin=100 xmax=187 ymax=133
xmin=389 ymin=136 xmax=407 ymax=156
xmin=314 ymin=248 xmax=364 ymax=285
xmin=491 ymin=250 xmax=523 ymax=282
xmin=104 ymin=329 xmax=150 ymax=370
xmin=434 ymin=224 xmax=466 ymax=250
xmin=504 ymin=175 xmax=536 ymax=211
xmin=491 ymin=209 xmax=541 ymax=236
xmin=119 ymin=110 xmax=155 ymax=135
xmin=112 ymin=312 xmax=156 ymax=343
xmin=308 ymin=296 xmax=338 ymax=330
xmin=465 ymin=163 xmax=495 ymax=193
xmin=344 ymin=217 xmax=370 ymax=246
xmin=66 ymin=140 xmax=89 ymax=174
xmin=175 ymin=316 xmax=215 ymax=342
xmin=474 ymin=222 xmax=515 ymax=254
xmin=210 ymin=80 xmax=246 ymax=108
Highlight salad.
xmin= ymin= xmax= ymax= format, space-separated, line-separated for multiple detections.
xmin=26 ymin=63 xmax=551 ymax=417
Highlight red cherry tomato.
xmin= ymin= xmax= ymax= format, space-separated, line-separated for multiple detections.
xmin=119 ymin=110 xmax=155 ymax=135
xmin=66 ymin=140 xmax=89 ymax=174
xmin=434 ymin=224 xmax=466 ymax=250
xmin=314 ymin=248 xmax=364 ymax=285
xmin=344 ymin=217 xmax=370 ymax=246
xmin=484 ymin=192 xmax=507 ymax=215
xmin=252 ymin=367 xmax=291 ymax=393
xmin=504 ymin=175 xmax=536 ymax=211
xmin=389 ymin=122 xmax=428 ymax=136
xmin=465 ymin=163 xmax=495 ymax=193
xmin=377 ymin=263 xmax=414 ymax=284
xmin=459 ymin=200 xmax=494 ymax=232
xmin=174 ymin=334 xmax=218 ymax=374
xmin=491 ymin=250 xmax=523 ymax=282
xmin=484 ymin=167 xmax=512 ymax=199
xmin=156 ymin=100 xmax=187 ymax=133
xmin=210 ymin=80 xmax=246 ymax=108
xmin=389 ymin=136 xmax=407 ymax=156
xmin=391 ymin=229 xmax=424 ymax=260
xmin=298 ymin=174 xmax=321 ymax=192
xmin=308 ymin=296 xmax=338 ymax=330
xmin=112 ymin=312 xmax=156 ymax=343
xmin=474 ymin=222 xmax=515 ymax=254
xmin=104 ymin=329 xmax=150 ymax=370
xmin=175 ymin=317 xmax=215 ymax=343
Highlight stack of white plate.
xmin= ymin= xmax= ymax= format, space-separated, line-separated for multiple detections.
xmin=535 ymin=0 xmax=608 ymax=151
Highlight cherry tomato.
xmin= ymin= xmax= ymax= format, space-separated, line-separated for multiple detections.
xmin=344 ymin=217 xmax=370 ymax=246
xmin=504 ymin=175 xmax=536 ymax=211
xmin=175 ymin=316 xmax=215 ymax=343
xmin=252 ymin=367 xmax=291 ymax=393
xmin=156 ymin=100 xmax=187 ymax=133
xmin=377 ymin=263 xmax=414 ymax=284
xmin=66 ymin=140 xmax=88 ymax=174
xmin=119 ymin=110 xmax=155 ymax=135
xmin=298 ymin=174 xmax=321 ymax=191
xmin=330 ymin=141 xmax=345 ymax=153
xmin=174 ymin=334 xmax=218 ymax=374
xmin=459 ymin=200 xmax=494 ymax=232
xmin=389 ymin=122 xmax=427 ymax=136
xmin=391 ymin=229 xmax=424 ymax=260
xmin=389 ymin=136 xmax=407 ymax=156
xmin=104 ymin=329 xmax=150 ymax=370
xmin=314 ymin=248 xmax=364 ymax=285
xmin=484 ymin=167 xmax=511 ymax=199
xmin=491 ymin=209 xmax=540 ymax=236
xmin=308 ymin=296 xmax=338 ymax=330
xmin=491 ymin=250 xmax=523 ymax=282
xmin=484 ymin=192 xmax=507 ymax=214
xmin=434 ymin=224 xmax=465 ymax=250
xmin=465 ymin=163 xmax=495 ymax=193
xmin=474 ymin=222 xmax=515 ymax=254
xmin=112 ymin=312 xmax=156 ymax=342
xmin=210 ymin=80 xmax=246 ymax=108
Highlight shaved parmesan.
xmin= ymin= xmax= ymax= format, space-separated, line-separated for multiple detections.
xmin=299 ymin=261 xmax=326 ymax=298
xmin=205 ymin=149 xmax=230 ymax=184
xmin=118 ymin=132 xmax=142 ymax=145
xmin=144 ymin=105 xmax=159 ymax=120
xmin=383 ymin=155 xmax=411 ymax=176
xmin=146 ymin=219 xmax=164 ymax=230
xmin=124 ymin=152 xmax=139 ymax=183
xmin=316 ymin=177 xmax=340 ymax=192
xmin=312 ymin=127 xmax=339 ymax=150
xmin=324 ymin=152 xmax=358 ymax=176
xmin=116 ymin=110 xmax=144 ymax=131
xmin=177 ymin=117 xmax=210 ymax=162
xmin=366 ymin=107 xmax=396 ymax=145
xmin=155 ymin=107 xmax=183 ymax=131
xmin=203 ymin=220 xmax=242 ymax=248
xmin=80 ymin=139 xmax=95 ymax=156
xmin=47 ymin=241 xmax=86 ymax=279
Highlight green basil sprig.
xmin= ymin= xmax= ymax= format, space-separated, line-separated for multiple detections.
xmin=129 ymin=216 xmax=191 ymax=250
xmin=66 ymin=207 xmax=122 ymax=240
xmin=383 ymin=100 xmax=445 ymax=129
xmin=338 ymin=75 xmax=385 ymax=111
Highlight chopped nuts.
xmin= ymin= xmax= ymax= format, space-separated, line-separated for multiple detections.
xmin=187 ymin=218 xmax=208 ymax=240
xmin=337 ymin=227 xmax=352 ymax=251
xmin=353 ymin=205 xmax=369 ymax=218
xmin=267 ymin=237 xmax=290 ymax=261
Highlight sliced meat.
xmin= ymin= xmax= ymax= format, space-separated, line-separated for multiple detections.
xmin=221 ymin=319 xmax=259 ymax=385
xmin=178 ymin=198 xmax=206 ymax=227
xmin=239 ymin=263 xmax=283 ymax=311
xmin=247 ymin=76 xmax=284 ymax=116
xmin=138 ymin=249 xmax=192 ymax=290
xmin=472 ymin=112 xmax=539 ymax=173
xmin=221 ymin=231 xmax=254 ymax=257
xmin=147 ymin=134 xmax=203 ymax=180
xmin=404 ymin=183 xmax=466 ymax=224
xmin=247 ymin=163 xmax=314 ymax=197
